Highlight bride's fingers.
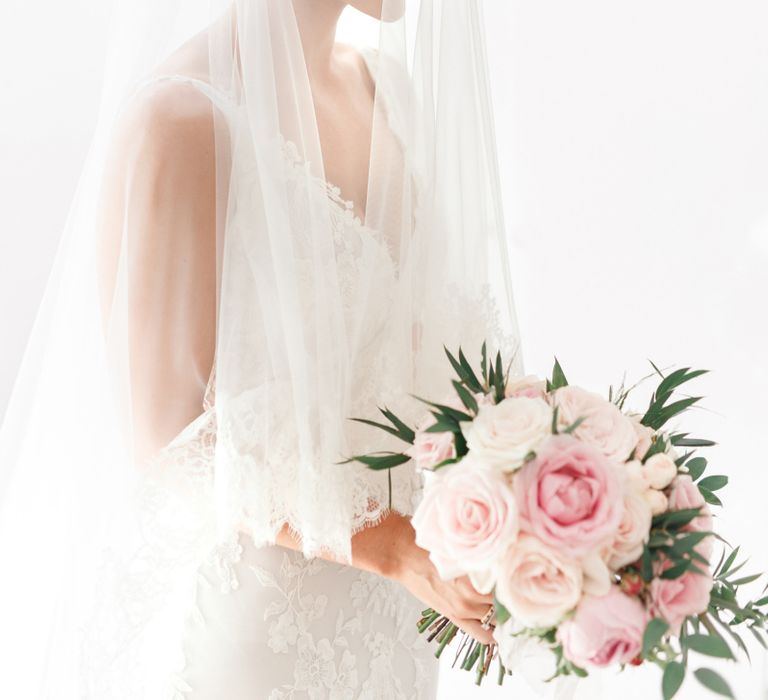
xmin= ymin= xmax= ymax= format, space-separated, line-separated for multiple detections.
xmin=451 ymin=617 xmax=495 ymax=645
xmin=454 ymin=575 xmax=494 ymax=604
xmin=453 ymin=600 xmax=495 ymax=621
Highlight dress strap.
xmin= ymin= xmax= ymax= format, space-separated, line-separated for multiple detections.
xmin=128 ymin=73 xmax=237 ymax=116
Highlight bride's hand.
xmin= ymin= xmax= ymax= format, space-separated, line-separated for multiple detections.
xmin=278 ymin=511 xmax=496 ymax=643
xmin=373 ymin=514 xmax=495 ymax=645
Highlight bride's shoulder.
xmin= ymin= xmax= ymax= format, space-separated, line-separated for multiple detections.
xmin=113 ymin=30 xmax=221 ymax=170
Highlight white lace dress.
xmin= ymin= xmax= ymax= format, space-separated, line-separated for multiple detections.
xmin=169 ymin=141 xmax=438 ymax=700
xmin=94 ymin=59 xmax=437 ymax=696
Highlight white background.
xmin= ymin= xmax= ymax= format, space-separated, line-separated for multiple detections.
xmin=1 ymin=1 xmax=767 ymax=698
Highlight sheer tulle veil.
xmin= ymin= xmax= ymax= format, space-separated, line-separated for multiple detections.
xmin=0 ymin=0 xmax=522 ymax=696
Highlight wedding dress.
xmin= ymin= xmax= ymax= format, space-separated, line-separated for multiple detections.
xmin=95 ymin=67 xmax=438 ymax=698
xmin=0 ymin=2 xmax=522 ymax=698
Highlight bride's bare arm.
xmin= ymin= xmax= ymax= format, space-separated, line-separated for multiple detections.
xmin=276 ymin=513 xmax=495 ymax=644
xmin=97 ymin=79 xmax=219 ymax=462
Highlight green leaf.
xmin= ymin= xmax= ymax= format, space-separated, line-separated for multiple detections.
xmin=686 ymin=457 xmax=708 ymax=481
xmin=685 ymin=634 xmax=733 ymax=659
xmin=642 ymin=618 xmax=669 ymax=657
xmin=730 ymin=573 xmax=762 ymax=587
xmin=641 ymin=546 xmax=653 ymax=582
xmin=452 ymin=380 xmax=479 ymax=414
xmin=480 ymin=342 xmax=488 ymax=385
xmin=346 ymin=452 xmax=412 ymax=471
xmin=674 ymin=438 xmax=717 ymax=448
xmin=493 ymin=351 xmax=504 ymax=402
xmin=693 ymin=668 xmax=734 ymax=698
xmin=662 ymin=661 xmax=685 ymax=700
xmin=549 ymin=357 xmax=569 ymax=391
xmin=459 ymin=347 xmax=484 ymax=393
xmin=657 ymin=368 xmax=708 ymax=399
xmin=444 ymin=346 xmax=483 ymax=393
xmin=698 ymin=475 xmax=728 ymax=492
xmin=719 ymin=547 xmax=740 ymax=576
xmin=661 ymin=561 xmax=692 ymax=580
xmin=670 ymin=531 xmax=713 ymax=555
xmin=350 ymin=408 xmax=416 ymax=444
xmin=493 ymin=595 xmax=511 ymax=625
xmin=424 ymin=414 xmax=459 ymax=433
xmin=654 ymin=507 xmax=702 ymax=529
xmin=644 ymin=396 xmax=703 ymax=431
xmin=380 ymin=407 xmax=416 ymax=444
xmin=699 ymin=487 xmax=723 ymax=507
xmin=649 ymin=532 xmax=673 ymax=548
xmin=410 ymin=394 xmax=473 ymax=423
xmin=349 ymin=418 xmax=405 ymax=441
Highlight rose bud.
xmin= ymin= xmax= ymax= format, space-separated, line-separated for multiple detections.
xmin=620 ymin=571 xmax=644 ymax=597
xmin=642 ymin=453 xmax=678 ymax=490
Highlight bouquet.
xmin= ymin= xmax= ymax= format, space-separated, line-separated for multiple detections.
xmin=346 ymin=344 xmax=768 ymax=698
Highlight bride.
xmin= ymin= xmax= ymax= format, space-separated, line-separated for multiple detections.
xmin=0 ymin=0 xmax=523 ymax=697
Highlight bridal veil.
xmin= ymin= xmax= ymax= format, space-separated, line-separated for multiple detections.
xmin=0 ymin=0 xmax=522 ymax=696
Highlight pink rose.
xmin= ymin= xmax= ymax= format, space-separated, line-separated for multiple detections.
xmin=495 ymin=534 xmax=583 ymax=628
xmin=558 ymin=586 xmax=649 ymax=668
xmin=668 ymin=474 xmax=714 ymax=560
xmin=505 ymin=375 xmax=547 ymax=400
xmin=605 ymin=491 xmax=652 ymax=570
xmin=554 ymin=386 xmax=638 ymax=464
xmin=412 ymin=455 xmax=519 ymax=580
xmin=406 ymin=427 xmax=456 ymax=471
xmin=649 ymin=564 xmax=713 ymax=634
xmin=515 ymin=434 xmax=624 ymax=555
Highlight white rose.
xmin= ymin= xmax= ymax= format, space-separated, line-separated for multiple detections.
xmin=605 ymin=491 xmax=652 ymax=569
xmin=642 ymin=487 xmax=669 ymax=516
xmin=494 ymin=621 xmax=557 ymax=682
xmin=495 ymin=534 xmax=583 ymax=628
xmin=554 ymin=386 xmax=638 ymax=464
xmin=460 ymin=397 xmax=552 ymax=472
xmin=642 ymin=453 xmax=678 ymax=490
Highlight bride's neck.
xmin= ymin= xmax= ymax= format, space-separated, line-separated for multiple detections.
xmin=292 ymin=0 xmax=346 ymax=77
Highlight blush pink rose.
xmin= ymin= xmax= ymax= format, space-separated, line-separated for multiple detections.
xmin=406 ymin=391 xmax=472 ymax=471
xmin=412 ymin=455 xmax=519 ymax=580
xmin=505 ymin=375 xmax=547 ymax=400
xmin=668 ymin=474 xmax=714 ymax=560
xmin=605 ymin=490 xmax=652 ymax=570
xmin=649 ymin=564 xmax=713 ymax=634
xmin=554 ymin=386 xmax=638 ymax=464
xmin=558 ymin=585 xmax=649 ymax=668
xmin=514 ymin=434 xmax=624 ymax=555
xmin=406 ymin=427 xmax=457 ymax=471
xmin=495 ymin=534 xmax=583 ymax=628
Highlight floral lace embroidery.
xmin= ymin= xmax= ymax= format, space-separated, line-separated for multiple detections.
xmin=189 ymin=541 xmax=434 ymax=700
